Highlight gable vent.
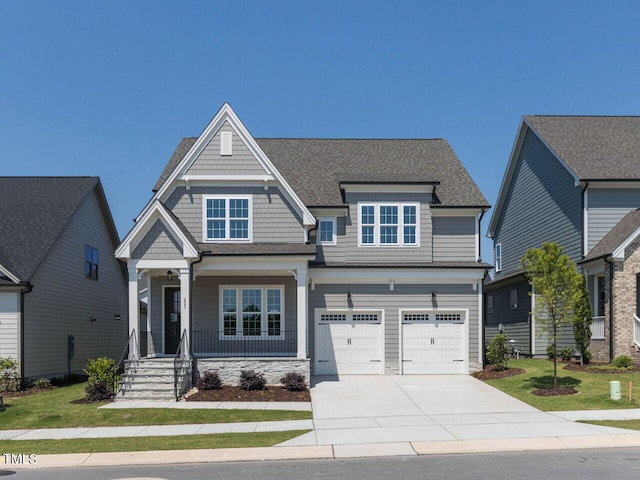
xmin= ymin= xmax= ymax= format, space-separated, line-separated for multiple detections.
xmin=221 ymin=131 xmax=232 ymax=156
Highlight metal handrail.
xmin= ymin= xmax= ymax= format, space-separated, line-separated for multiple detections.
xmin=173 ymin=329 xmax=192 ymax=401
xmin=116 ymin=329 xmax=139 ymax=396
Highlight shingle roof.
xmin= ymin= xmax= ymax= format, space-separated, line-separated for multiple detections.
xmin=0 ymin=177 xmax=99 ymax=281
xmin=524 ymin=116 xmax=640 ymax=180
xmin=153 ymin=138 xmax=489 ymax=208
xmin=581 ymin=208 xmax=640 ymax=263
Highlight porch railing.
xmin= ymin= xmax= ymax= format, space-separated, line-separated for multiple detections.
xmin=174 ymin=329 xmax=193 ymax=401
xmin=591 ymin=316 xmax=605 ymax=340
xmin=634 ymin=315 xmax=640 ymax=348
xmin=192 ymin=330 xmax=297 ymax=358
xmin=117 ymin=329 xmax=139 ymax=395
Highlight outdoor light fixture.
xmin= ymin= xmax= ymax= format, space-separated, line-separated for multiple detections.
xmin=167 ymin=270 xmax=173 ymax=281
xmin=347 ymin=292 xmax=352 ymax=301
xmin=431 ymin=292 xmax=437 ymax=302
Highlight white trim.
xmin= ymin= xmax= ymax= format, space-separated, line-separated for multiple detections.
xmin=477 ymin=281 xmax=483 ymax=368
xmin=530 ymin=286 xmax=536 ymax=354
xmin=357 ymin=202 xmax=420 ymax=247
xmin=495 ymin=243 xmax=502 ymax=272
xmin=179 ymin=174 xmax=275 ymax=183
xmin=341 ymin=183 xmax=435 ymax=194
xmin=475 ymin=212 xmax=480 ymax=261
xmin=583 ymin=187 xmax=589 ymax=256
xmin=130 ymin=259 xmax=191 ymax=270
xmin=317 ymin=217 xmax=337 ymax=245
xmin=218 ymin=285 xmax=285 ymax=340
xmin=162 ymin=285 xmax=181 ymax=354
xmin=0 ymin=264 xmax=20 ymax=284
xmin=202 ymin=194 xmax=253 ymax=243
xmin=612 ymin=225 xmax=640 ymax=259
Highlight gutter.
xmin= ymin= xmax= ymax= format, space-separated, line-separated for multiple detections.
xmin=604 ymin=256 xmax=614 ymax=362
xmin=478 ymin=208 xmax=487 ymax=262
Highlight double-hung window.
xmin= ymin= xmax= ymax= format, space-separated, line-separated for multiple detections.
xmin=495 ymin=243 xmax=502 ymax=272
xmin=204 ymin=196 xmax=251 ymax=242
xmin=220 ymin=286 xmax=283 ymax=338
xmin=85 ymin=245 xmax=99 ymax=280
xmin=359 ymin=203 xmax=419 ymax=246
xmin=318 ymin=217 xmax=337 ymax=245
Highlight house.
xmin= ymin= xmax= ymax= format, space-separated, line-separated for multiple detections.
xmin=486 ymin=116 xmax=640 ymax=363
xmin=0 ymin=177 xmax=128 ymax=381
xmin=115 ymin=103 xmax=490 ymax=398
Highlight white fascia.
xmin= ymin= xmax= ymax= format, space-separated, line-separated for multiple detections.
xmin=612 ymin=226 xmax=640 ymax=260
xmin=0 ymin=264 xmax=20 ymax=284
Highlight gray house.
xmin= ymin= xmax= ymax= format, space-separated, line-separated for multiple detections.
xmin=115 ymin=104 xmax=490 ymax=399
xmin=486 ymin=116 xmax=640 ymax=363
xmin=0 ymin=177 xmax=128 ymax=380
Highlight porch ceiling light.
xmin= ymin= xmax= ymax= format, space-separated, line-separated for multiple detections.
xmin=167 ymin=270 xmax=173 ymax=281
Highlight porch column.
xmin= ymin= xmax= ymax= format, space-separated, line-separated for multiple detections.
xmin=179 ymin=268 xmax=191 ymax=346
xmin=127 ymin=264 xmax=140 ymax=358
xmin=296 ymin=266 xmax=308 ymax=359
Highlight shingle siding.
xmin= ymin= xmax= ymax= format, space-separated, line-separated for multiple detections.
xmin=432 ymin=216 xmax=476 ymax=262
xmin=131 ymin=219 xmax=183 ymax=260
xmin=587 ymin=188 xmax=640 ymax=252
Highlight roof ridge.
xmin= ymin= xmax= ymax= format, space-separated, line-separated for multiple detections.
xmin=525 ymin=115 xmax=640 ymax=119
xmin=255 ymin=137 xmax=446 ymax=141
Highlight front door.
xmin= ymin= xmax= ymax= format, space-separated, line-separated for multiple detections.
xmin=164 ymin=287 xmax=181 ymax=354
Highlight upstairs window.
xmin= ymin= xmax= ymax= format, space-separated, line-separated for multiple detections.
xmin=85 ymin=245 xmax=99 ymax=280
xmin=359 ymin=203 xmax=419 ymax=247
xmin=318 ymin=217 xmax=337 ymax=245
xmin=495 ymin=243 xmax=502 ymax=272
xmin=204 ymin=196 xmax=251 ymax=242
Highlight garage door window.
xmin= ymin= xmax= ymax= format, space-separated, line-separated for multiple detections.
xmin=319 ymin=312 xmax=380 ymax=323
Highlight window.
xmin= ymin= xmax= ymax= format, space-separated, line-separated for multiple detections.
xmin=487 ymin=294 xmax=494 ymax=314
xmin=358 ymin=203 xmax=419 ymax=246
xmin=220 ymin=286 xmax=283 ymax=338
xmin=495 ymin=243 xmax=502 ymax=272
xmin=318 ymin=217 xmax=337 ymax=245
xmin=85 ymin=245 xmax=99 ymax=280
xmin=204 ymin=196 xmax=251 ymax=242
xmin=510 ymin=289 xmax=518 ymax=309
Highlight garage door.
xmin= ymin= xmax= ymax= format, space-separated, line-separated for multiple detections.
xmin=315 ymin=311 xmax=383 ymax=375
xmin=401 ymin=311 xmax=465 ymax=374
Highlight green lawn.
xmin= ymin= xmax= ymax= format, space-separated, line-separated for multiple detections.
xmin=0 ymin=430 xmax=310 ymax=455
xmin=582 ymin=420 xmax=640 ymax=431
xmin=483 ymin=358 xmax=640 ymax=411
xmin=0 ymin=383 xmax=311 ymax=430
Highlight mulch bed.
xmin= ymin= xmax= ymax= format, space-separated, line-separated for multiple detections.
xmin=563 ymin=361 xmax=635 ymax=374
xmin=472 ymin=365 xmax=525 ymax=381
xmin=186 ymin=386 xmax=311 ymax=402
xmin=532 ymin=387 xmax=578 ymax=396
xmin=70 ymin=397 xmax=114 ymax=404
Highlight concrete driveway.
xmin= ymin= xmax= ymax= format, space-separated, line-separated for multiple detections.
xmin=279 ymin=375 xmax=635 ymax=449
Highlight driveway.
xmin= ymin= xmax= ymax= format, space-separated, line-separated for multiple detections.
xmin=279 ymin=375 xmax=635 ymax=448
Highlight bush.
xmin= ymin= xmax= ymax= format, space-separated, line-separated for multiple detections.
xmin=85 ymin=382 xmax=115 ymax=401
xmin=197 ymin=370 xmax=223 ymax=390
xmin=239 ymin=370 xmax=266 ymax=391
xmin=280 ymin=372 xmax=307 ymax=391
xmin=84 ymin=357 xmax=119 ymax=392
xmin=32 ymin=378 xmax=52 ymax=389
xmin=546 ymin=344 xmax=556 ymax=359
xmin=560 ymin=346 xmax=573 ymax=362
xmin=0 ymin=356 xmax=20 ymax=392
xmin=486 ymin=334 xmax=509 ymax=371
xmin=612 ymin=355 xmax=634 ymax=369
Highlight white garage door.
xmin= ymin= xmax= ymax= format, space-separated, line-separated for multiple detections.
xmin=315 ymin=311 xmax=383 ymax=375
xmin=401 ymin=311 xmax=466 ymax=374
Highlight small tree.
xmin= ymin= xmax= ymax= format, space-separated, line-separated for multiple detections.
xmin=521 ymin=242 xmax=581 ymax=388
xmin=572 ymin=275 xmax=593 ymax=365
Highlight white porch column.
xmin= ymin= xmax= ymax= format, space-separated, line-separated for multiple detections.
xmin=179 ymin=268 xmax=191 ymax=344
xmin=145 ymin=273 xmax=152 ymax=356
xmin=127 ymin=264 xmax=140 ymax=359
xmin=296 ymin=266 xmax=308 ymax=359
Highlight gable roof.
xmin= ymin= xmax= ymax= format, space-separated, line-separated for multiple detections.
xmin=580 ymin=208 xmax=640 ymax=263
xmin=0 ymin=177 xmax=114 ymax=281
xmin=153 ymin=137 xmax=488 ymax=208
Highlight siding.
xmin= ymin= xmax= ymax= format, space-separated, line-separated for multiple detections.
xmin=22 ymin=189 xmax=128 ymax=378
xmin=186 ymin=121 xmax=267 ymax=176
xmin=432 ymin=216 xmax=476 ymax=261
xmin=131 ymin=219 xmax=183 ymax=260
xmin=0 ymin=291 xmax=19 ymax=360
xmin=588 ymin=188 xmax=640 ymax=251
xmin=494 ymin=129 xmax=583 ymax=275
xmin=485 ymin=279 xmax=532 ymax=355
xmin=164 ymin=186 xmax=305 ymax=243
xmin=308 ymin=282 xmax=480 ymax=374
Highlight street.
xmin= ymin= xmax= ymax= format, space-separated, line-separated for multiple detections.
xmin=3 ymin=448 xmax=640 ymax=480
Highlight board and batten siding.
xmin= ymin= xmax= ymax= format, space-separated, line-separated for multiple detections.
xmin=0 ymin=291 xmax=19 ymax=360
xmin=22 ymin=188 xmax=128 ymax=378
xmin=308 ymin=282 xmax=481 ymax=374
xmin=494 ymin=128 xmax=582 ymax=276
xmin=164 ymin=186 xmax=305 ymax=244
xmin=185 ymin=121 xmax=267 ymax=176
xmin=587 ymin=188 xmax=640 ymax=252
xmin=131 ymin=219 xmax=184 ymax=260
xmin=432 ymin=216 xmax=476 ymax=262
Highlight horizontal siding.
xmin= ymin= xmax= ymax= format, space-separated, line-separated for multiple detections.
xmin=494 ymin=129 xmax=582 ymax=275
xmin=131 ymin=219 xmax=183 ymax=260
xmin=485 ymin=322 xmax=531 ymax=356
xmin=432 ymin=216 xmax=476 ymax=261
xmin=587 ymin=188 xmax=640 ymax=251
xmin=0 ymin=292 xmax=19 ymax=359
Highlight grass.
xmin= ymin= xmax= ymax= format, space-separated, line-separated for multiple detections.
xmin=0 ymin=382 xmax=311 ymax=430
xmin=484 ymin=358 xmax=640 ymax=411
xmin=0 ymin=430 xmax=310 ymax=455
xmin=582 ymin=420 xmax=640 ymax=431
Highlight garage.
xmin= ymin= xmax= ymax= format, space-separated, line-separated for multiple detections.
xmin=314 ymin=310 xmax=383 ymax=375
xmin=401 ymin=310 xmax=466 ymax=374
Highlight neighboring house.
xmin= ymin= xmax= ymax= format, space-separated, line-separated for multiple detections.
xmin=486 ymin=116 xmax=640 ymax=363
xmin=0 ymin=177 xmax=128 ymax=380
xmin=115 ymin=103 xmax=490 ymax=397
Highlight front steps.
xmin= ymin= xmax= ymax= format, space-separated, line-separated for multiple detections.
xmin=116 ymin=358 xmax=191 ymax=402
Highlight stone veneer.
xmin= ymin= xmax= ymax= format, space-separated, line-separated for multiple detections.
xmin=195 ymin=357 xmax=310 ymax=385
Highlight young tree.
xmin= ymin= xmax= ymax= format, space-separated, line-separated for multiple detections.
xmin=572 ymin=275 xmax=593 ymax=365
xmin=520 ymin=242 xmax=581 ymax=388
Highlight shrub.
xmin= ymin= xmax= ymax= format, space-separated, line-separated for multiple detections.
xmin=239 ymin=370 xmax=266 ymax=391
xmin=84 ymin=357 xmax=119 ymax=392
xmin=280 ymin=372 xmax=307 ymax=391
xmin=546 ymin=344 xmax=556 ymax=359
xmin=587 ymin=364 xmax=633 ymax=372
xmin=486 ymin=334 xmax=509 ymax=371
xmin=85 ymin=382 xmax=115 ymax=401
xmin=612 ymin=355 xmax=634 ymax=369
xmin=197 ymin=370 xmax=223 ymax=390
xmin=560 ymin=346 xmax=573 ymax=362
xmin=32 ymin=378 xmax=52 ymax=389
xmin=0 ymin=356 xmax=20 ymax=392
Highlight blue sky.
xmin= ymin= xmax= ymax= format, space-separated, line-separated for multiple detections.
xmin=2 ymin=1 xmax=639 ymax=261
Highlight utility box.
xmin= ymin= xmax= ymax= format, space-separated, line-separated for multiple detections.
xmin=610 ymin=380 xmax=621 ymax=401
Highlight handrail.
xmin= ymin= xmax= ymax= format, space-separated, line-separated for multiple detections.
xmin=116 ymin=329 xmax=139 ymax=397
xmin=174 ymin=329 xmax=192 ymax=401
xmin=633 ymin=314 xmax=640 ymax=348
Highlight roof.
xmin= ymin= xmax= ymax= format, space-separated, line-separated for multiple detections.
xmin=580 ymin=208 xmax=640 ymax=263
xmin=0 ymin=177 xmax=105 ymax=281
xmin=198 ymin=243 xmax=317 ymax=256
xmin=154 ymin=137 xmax=489 ymax=208
xmin=525 ymin=116 xmax=640 ymax=180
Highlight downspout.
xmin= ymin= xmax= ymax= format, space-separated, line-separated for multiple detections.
xmin=478 ymin=208 xmax=486 ymax=261
xmin=306 ymin=222 xmax=319 ymax=244
xmin=605 ymin=256 xmax=615 ymax=362
xmin=19 ymin=282 xmax=33 ymax=383
xmin=580 ymin=182 xmax=589 ymax=258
